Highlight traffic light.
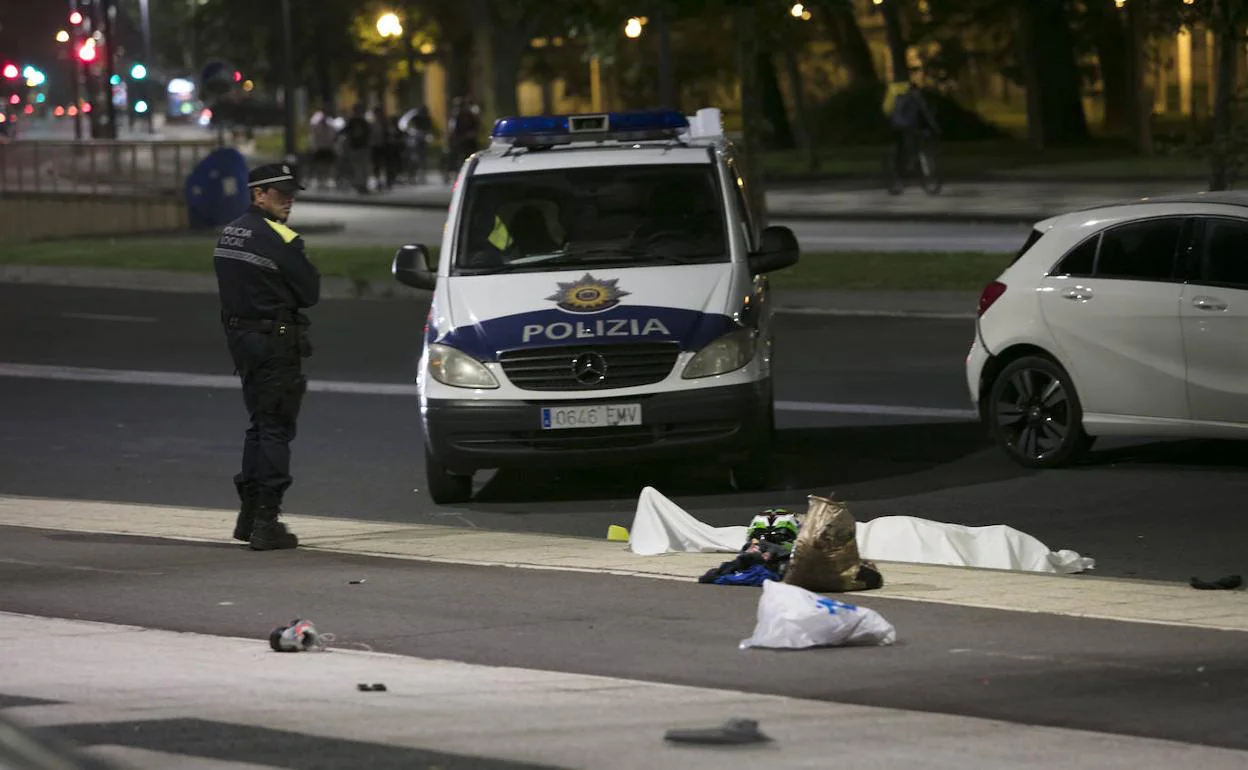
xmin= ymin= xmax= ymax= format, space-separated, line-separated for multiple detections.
xmin=233 ymin=70 xmax=242 ymax=83
xmin=69 ymin=10 xmax=83 ymax=25
xmin=2 ymin=63 xmax=17 ymax=80
xmin=130 ymin=63 xmax=147 ymax=80
xmin=77 ymin=39 xmax=97 ymax=63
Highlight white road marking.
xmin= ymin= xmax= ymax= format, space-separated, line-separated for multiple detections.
xmin=776 ymin=400 xmax=976 ymax=420
xmin=776 ymin=307 xmax=975 ymax=320
xmin=61 ymin=312 xmax=159 ymax=323
xmin=0 ymin=362 xmax=978 ymax=420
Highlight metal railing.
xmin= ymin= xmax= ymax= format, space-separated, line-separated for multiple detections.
xmin=0 ymin=139 xmax=217 ymax=199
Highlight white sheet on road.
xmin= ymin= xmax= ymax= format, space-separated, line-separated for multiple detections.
xmin=628 ymin=486 xmax=1094 ymax=574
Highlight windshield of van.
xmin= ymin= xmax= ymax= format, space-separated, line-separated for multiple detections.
xmin=452 ymin=164 xmax=729 ymax=275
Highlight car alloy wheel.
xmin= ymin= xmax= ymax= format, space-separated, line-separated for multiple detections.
xmin=988 ymin=355 xmax=1089 ymax=469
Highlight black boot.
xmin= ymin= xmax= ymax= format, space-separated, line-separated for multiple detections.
xmin=248 ymin=506 xmax=299 ymax=551
xmin=233 ymin=475 xmax=257 ymax=542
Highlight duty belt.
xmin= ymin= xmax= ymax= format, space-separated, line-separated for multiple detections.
xmin=226 ymin=316 xmax=294 ymax=335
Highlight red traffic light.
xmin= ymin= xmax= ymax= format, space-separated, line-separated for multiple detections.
xmin=2 ymin=64 xmax=17 ymax=79
xmin=233 ymin=70 xmax=242 ymax=82
xmin=76 ymin=42 xmax=97 ymax=62
xmin=70 ymin=10 xmax=83 ymax=24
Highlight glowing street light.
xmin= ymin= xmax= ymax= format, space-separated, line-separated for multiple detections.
xmin=789 ymin=2 xmax=812 ymax=19
xmin=624 ymin=16 xmax=644 ymax=38
xmin=376 ymin=12 xmax=403 ymax=38
xmin=56 ymin=30 xmax=70 ymax=43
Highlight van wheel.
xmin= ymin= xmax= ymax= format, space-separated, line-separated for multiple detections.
xmin=425 ymin=450 xmax=473 ymax=504
xmin=731 ymin=398 xmax=775 ymax=491
xmin=986 ymin=355 xmax=1089 ymax=469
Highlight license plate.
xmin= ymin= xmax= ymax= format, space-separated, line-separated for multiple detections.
xmin=540 ymin=403 xmax=642 ymax=430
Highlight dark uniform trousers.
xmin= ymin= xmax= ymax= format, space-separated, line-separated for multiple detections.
xmin=226 ymin=316 xmax=311 ymax=511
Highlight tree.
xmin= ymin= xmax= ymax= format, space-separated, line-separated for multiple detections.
xmin=1202 ymin=0 xmax=1247 ymax=189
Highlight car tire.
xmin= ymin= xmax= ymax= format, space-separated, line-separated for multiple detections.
xmin=425 ymin=448 xmax=473 ymax=505
xmin=986 ymin=355 xmax=1090 ymax=469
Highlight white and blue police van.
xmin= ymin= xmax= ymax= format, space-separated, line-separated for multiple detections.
xmin=391 ymin=108 xmax=800 ymax=503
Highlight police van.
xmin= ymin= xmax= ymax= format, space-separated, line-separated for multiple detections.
xmin=391 ymin=108 xmax=800 ymax=504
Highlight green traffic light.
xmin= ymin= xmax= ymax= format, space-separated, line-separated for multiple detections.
xmin=130 ymin=63 xmax=147 ymax=80
xmin=110 ymin=74 xmax=121 ymax=86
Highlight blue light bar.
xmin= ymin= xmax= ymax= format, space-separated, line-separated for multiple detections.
xmin=491 ymin=109 xmax=689 ymax=146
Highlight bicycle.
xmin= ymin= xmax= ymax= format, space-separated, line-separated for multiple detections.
xmin=883 ymin=127 xmax=942 ymax=195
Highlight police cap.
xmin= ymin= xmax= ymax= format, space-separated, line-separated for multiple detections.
xmin=248 ymin=163 xmax=305 ymax=194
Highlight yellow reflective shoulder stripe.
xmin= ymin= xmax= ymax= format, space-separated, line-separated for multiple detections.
xmin=488 ymin=215 xmax=512 ymax=251
xmin=265 ymin=219 xmax=300 ymax=244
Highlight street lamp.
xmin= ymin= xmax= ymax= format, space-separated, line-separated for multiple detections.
xmin=789 ymin=3 xmax=812 ymax=19
xmin=377 ymin=12 xmax=403 ymax=38
xmin=56 ymin=30 xmax=70 ymax=43
xmin=624 ymin=17 xmax=644 ymax=39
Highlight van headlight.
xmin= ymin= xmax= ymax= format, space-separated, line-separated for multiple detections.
xmin=427 ymin=343 xmax=499 ymax=389
xmin=681 ymin=328 xmax=757 ymax=379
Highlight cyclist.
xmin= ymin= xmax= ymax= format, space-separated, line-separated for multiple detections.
xmin=882 ymin=79 xmax=939 ymax=194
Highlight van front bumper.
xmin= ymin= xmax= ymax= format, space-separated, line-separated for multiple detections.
xmin=424 ymin=381 xmax=772 ymax=473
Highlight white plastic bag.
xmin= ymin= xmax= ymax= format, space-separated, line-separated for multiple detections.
xmin=739 ymin=580 xmax=896 ymax=650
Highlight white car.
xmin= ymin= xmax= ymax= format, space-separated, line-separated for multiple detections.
xmin=968 ymin=191 xmax=1248 ymax=468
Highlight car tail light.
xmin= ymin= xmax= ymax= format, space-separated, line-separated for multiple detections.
xmin=977 ymin=281 xmax=1006 ymax=317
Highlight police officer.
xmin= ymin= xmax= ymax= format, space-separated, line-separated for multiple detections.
xmin=214 ymin=163 xmax=320 ymax=550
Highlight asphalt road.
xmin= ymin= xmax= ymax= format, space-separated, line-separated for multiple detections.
xmin=0 ymin=284 xmax=1245 ymax=583
xmin=289 ymin=201 xmax=1034 ymax=254
xmin=1 ymin=526 xmax=1245 ymax=754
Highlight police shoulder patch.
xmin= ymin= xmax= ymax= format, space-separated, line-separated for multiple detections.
xmin=265 ymin=219 xmax=300 ymax=244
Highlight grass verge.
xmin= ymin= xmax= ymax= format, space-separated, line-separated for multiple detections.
xmin=0 ymin=235 xmax=1011 ymax=292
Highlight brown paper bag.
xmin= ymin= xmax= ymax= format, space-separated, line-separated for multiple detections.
xmin=783 ymin=494 xmax=883 ymax=593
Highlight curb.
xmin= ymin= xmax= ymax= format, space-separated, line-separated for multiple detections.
xmin=295 ymin=193 xmax=1050 ymax=226
xmin=0 ymin=264 xmax=976 ymax=317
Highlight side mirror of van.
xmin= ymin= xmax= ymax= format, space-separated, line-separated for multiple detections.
xmin=393 ymin=244 xmax=437 ymax=291
xmin=747 ymin=225 xmax=800 ymax=275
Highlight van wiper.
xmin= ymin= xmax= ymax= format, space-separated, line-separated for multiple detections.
xmin=562 ymin=247 xmax=703 ymax=265
xmin=466 ymin=249 xmax=706 ymax=275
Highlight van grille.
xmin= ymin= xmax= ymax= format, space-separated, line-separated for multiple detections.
xmin=498 ymin=342 xmax=680 ymax=391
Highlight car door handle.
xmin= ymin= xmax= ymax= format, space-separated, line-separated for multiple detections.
xmin=1193 ymin=296 xmax=1228 ymax=311
xmin=1061 ymin=287 xmax=1093 ymax=301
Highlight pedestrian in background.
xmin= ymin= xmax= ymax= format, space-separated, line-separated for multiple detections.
xmin=213 ymin=163 xmax=320 ymax=550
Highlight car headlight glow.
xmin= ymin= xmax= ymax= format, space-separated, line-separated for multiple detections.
xmin=681 ymin=328 xmax=758 ymax=379
xmin=427 ymin=343 xmax=499 ymax=389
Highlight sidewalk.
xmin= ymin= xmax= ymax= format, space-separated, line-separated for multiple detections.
xmin=1 ymin=495 xmax=1243 ymax=632
xmin=297 ymin=176 xmax=1209 ymax=224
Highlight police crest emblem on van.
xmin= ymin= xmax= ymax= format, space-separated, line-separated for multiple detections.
xmin=546 ymin=273 xmax=630 ymax=313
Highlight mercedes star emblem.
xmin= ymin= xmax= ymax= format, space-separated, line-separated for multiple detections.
xmin=571 ymin=352 xmax=607 ymax=385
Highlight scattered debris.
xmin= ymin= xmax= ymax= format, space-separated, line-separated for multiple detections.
xmin=665 ymin=718 xmax=771 ymax=745
xmin=785 ymin=495 xmax=882 ymax=593
xmin=699 ymin=509 xmax=800 ymax=586
xmin=348 ymin=579 xmax=367 ymax=585
xmin=269 ymin=619 xmax=334 ymax=652
xmin=739 ymin=580 xmax=895 ymax=650
xmin=1190 ymin=574 xmax=1242 ymax=591
xmin=606 ymin=524 xmax=629 ymax=542
xmin=357 ymin=683 xmax=388 ymax=692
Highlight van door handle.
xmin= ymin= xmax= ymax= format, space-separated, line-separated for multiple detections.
xmin=1193 ymin=296 xmax=1228 ymax=311
xmin=1061 ymin=287 xmax=1093 ymax=301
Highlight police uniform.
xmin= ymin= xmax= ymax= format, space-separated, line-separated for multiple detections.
xmin=214 ymin=164 xmax=320 ymax=550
